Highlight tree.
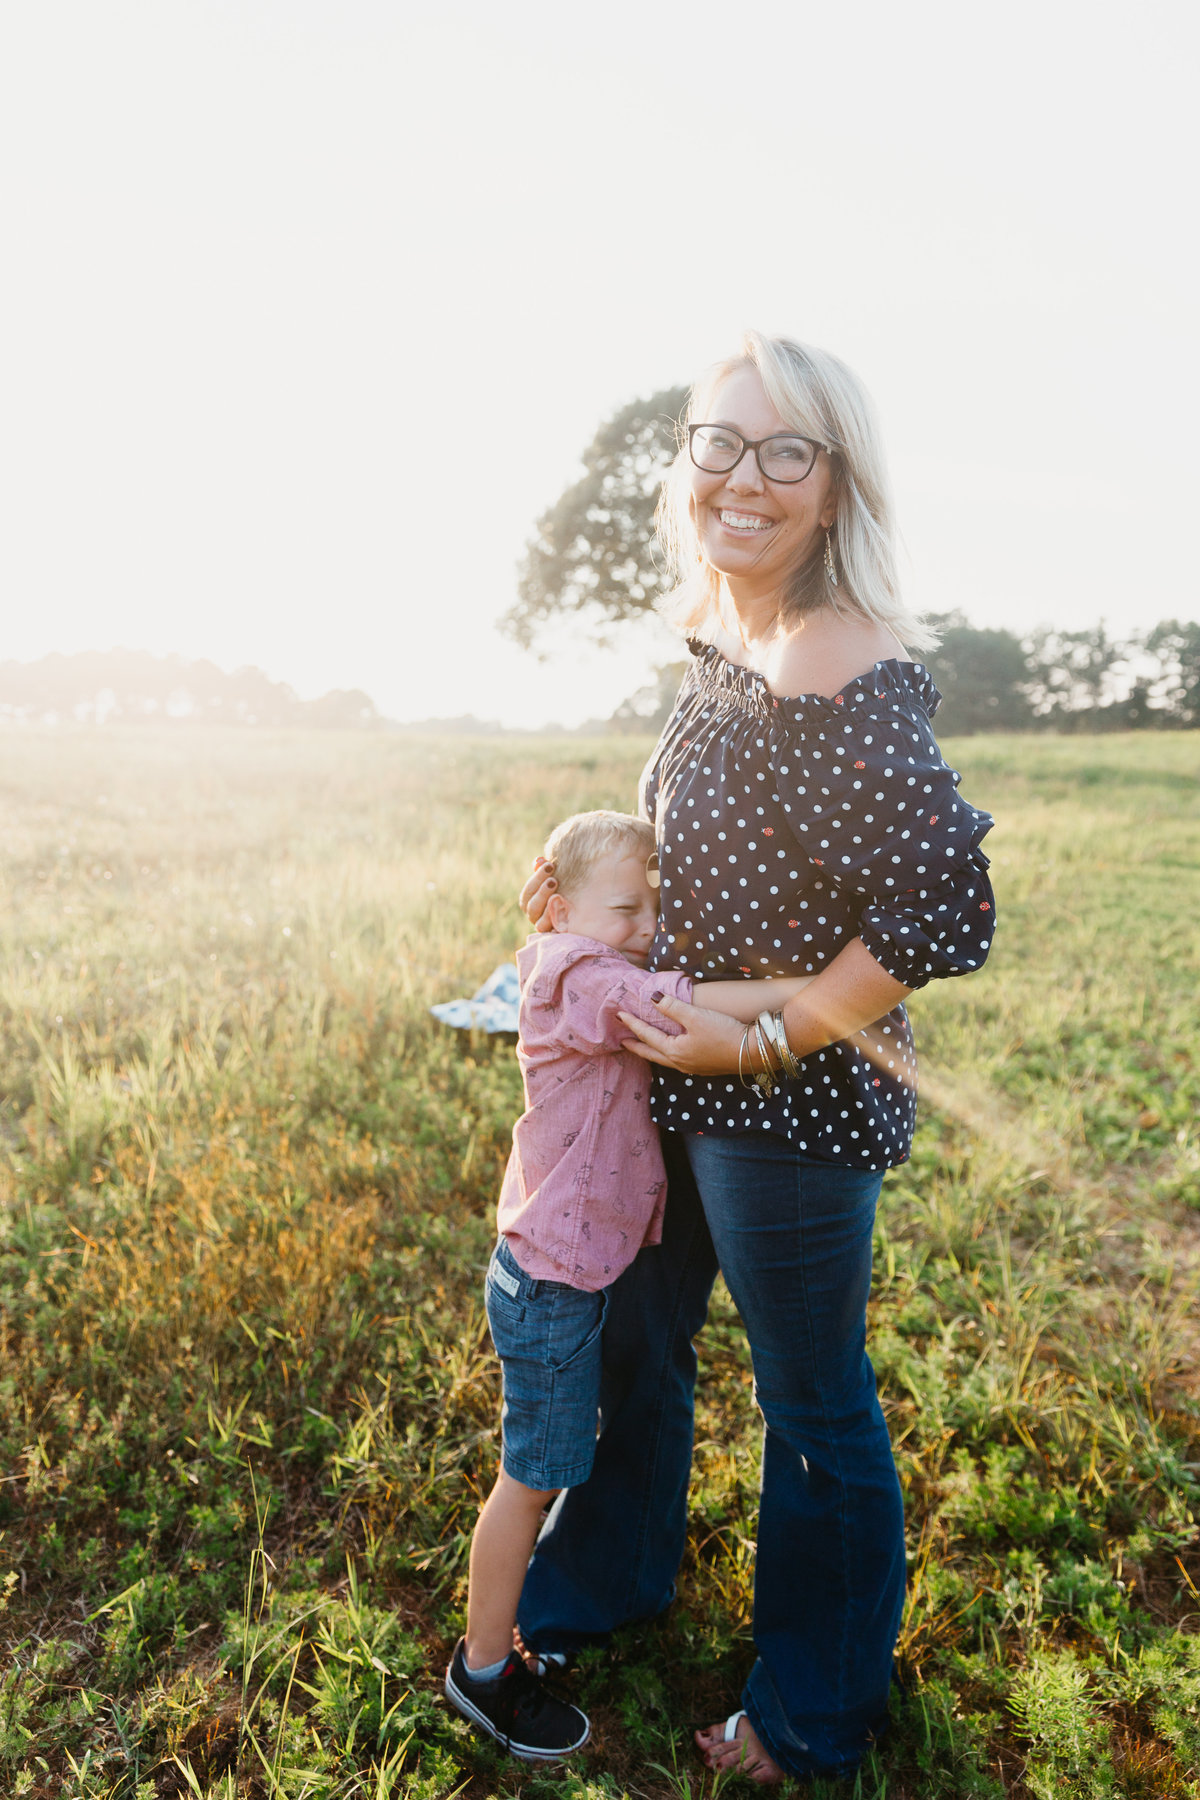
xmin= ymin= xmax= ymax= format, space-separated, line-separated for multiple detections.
xmin=1145 ymin=618 xmax=1200 ymax=727
xmin=607 ymin=662 xmax=688 ymax=735
xmin=502 ymin=386 xmax=689 ymax=650
xmin=301 ymin=687 xmax=381 ymax=729
xmin=923 ymin=613 xmax=1033 ymax=735
xmin=1021 ymin=624 xmax=1128 ymax=728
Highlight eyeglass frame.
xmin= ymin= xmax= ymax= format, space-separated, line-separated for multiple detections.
xmin=687 ymin=422 xmax=834 ymax=485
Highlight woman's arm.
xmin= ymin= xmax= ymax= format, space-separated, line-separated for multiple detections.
xmin=618 ymin=939 xmax=913 ymax=1076
xmin=689 ymin=973 xmax=813 ymax=1024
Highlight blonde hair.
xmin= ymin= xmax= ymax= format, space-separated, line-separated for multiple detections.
xmin=544 ymin=810 xmax=656 ymax=900
xmin=656 ymin=330 xmax=938 ymax=655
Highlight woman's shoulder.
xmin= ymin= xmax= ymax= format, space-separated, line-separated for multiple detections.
xmin=768 ymin=611 xmax=911 ymax=702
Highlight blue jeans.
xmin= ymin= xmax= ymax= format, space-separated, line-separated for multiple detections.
xmin=516 ymin=1130 xmax=906 ymax=1779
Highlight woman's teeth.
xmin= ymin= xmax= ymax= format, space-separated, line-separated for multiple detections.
xmin=719 ymin=510 xmax=773 ymax=531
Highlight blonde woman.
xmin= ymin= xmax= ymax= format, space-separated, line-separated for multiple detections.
xmin=518 ymin=333 xmax=996 ymax=1783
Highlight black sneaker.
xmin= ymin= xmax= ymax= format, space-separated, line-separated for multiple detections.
xmin=444 ymin=1638 xmax=590 ymax=1760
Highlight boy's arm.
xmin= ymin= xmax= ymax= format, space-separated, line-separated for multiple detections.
xmin=687 ymin=974 xmax=813 ymax=1024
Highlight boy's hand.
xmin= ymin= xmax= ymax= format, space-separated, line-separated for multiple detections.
xmin=518 ymin=857 xmax=557 ymax=934
xmin=617 ymin=992 xmax=746 ymax=1076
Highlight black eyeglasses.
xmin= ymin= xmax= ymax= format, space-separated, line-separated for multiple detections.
xmin=688 ymin=423 xmax=831 ymax=484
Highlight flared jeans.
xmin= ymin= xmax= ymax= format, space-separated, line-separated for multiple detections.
xmin=516 ymin=1129 xmax=906 ymax=1778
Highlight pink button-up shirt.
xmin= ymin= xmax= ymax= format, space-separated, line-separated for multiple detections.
xmin=497 ymin=933 xmax=693 ymax=1291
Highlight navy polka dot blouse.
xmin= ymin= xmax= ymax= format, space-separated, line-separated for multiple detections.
xmin=640 ymin=640 xmax=996 ymax=1170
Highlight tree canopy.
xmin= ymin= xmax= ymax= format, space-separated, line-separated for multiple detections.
xmin=502 ymin=385 xmax=688 ymax=650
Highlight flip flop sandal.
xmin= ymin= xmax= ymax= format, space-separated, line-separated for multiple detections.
xmin=715 ymin=1712 xmax=790 ymax=1784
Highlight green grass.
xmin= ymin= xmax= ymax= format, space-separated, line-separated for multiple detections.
xmin=1 ymin=726 xmax=1197 ymax=1798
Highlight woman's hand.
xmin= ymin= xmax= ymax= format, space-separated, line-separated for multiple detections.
xmin=518 ymin=856 xmax=557 ymax=933
xmin=617 ymin=992 xmax=746 ymax=1076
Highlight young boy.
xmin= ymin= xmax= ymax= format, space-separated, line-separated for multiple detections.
xmin=444 ymin=811 xmax=811 ymax=1759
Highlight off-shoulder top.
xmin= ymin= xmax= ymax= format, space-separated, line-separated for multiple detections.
xmin=640 ymin=639 xmax=996 ymax=1170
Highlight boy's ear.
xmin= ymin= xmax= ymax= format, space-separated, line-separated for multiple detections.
xmin=546 ymin=892 xmax=571 ymax=932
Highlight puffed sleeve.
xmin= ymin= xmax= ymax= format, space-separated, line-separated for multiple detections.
xmin=770 ymin=667 xmax=996 ymax=989
xmin=558 ymin=956 xmax=694 ymax=1054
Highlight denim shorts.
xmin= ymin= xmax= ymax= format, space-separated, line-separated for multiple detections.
xmin=485 ymin=1236 xmax=608 ymax=1491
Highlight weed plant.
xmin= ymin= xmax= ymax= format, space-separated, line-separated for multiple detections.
xmin=0 ymin=726 xmax=1197 ymax=1797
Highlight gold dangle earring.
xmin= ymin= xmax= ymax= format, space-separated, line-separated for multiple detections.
xmin=824 ymin=528 xmax=839 ymax=588
xmin=820 ymin=529 xmax=841 ymax=586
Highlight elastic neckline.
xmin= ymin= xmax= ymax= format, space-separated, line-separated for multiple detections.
xmin=685 ymin=638 xmax=942 ymax=725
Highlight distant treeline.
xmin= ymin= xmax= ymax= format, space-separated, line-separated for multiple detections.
xmin=610 ymin=615 xmax=1200 ymax=737
xmin=923 ymin=614 xmax=1199 ymax=735
xmin=0 ymin=651 xmax=380 ymax=729
xmin=6 ymin=621 xmax=1198 ymax=737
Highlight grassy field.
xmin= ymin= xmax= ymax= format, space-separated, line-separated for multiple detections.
xmin=1 ymin=725 xmax=1198 ymax=1799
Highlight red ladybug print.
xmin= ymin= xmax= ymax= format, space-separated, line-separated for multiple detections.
xmin=854 ymin=760 xmax=866 ymax=769
xmin=763 ymin=827 xmax=774 ymax=836
xmin=788 ymin=919 xmax=800 ymax=928
xmin=834 ymin=693 xmax=845 ymax=705
xmin=980 ymin=901 xmax=991 ymax=911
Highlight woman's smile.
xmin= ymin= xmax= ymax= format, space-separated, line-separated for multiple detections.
xmin=716 ymin=508 xmax=776 ymax=534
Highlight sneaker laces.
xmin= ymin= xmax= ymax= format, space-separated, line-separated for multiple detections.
xmin=496 ymin=1656 xmax=556 ymax=1749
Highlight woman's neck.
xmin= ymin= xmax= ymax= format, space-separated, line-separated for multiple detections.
xmin=719 ymin=578 xmax=787 ymax=662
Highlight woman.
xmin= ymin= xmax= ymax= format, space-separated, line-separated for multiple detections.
xmin=517 ymin=332 xmax=995 ymax=1782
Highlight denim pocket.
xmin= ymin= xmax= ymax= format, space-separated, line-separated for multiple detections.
xmin=486 ymin=1285 xmax=526 ymax=1334
xmin=486 ymin=1245 xmax=527 ymax=1335
xmin=543 ymin=1283 xmax=607 ymax=1373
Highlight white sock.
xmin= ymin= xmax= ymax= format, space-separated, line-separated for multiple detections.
xmin=463 ymin=1649 xmax=509 ymax=1682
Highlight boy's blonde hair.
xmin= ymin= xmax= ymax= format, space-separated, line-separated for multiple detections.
xmin=544 ymin=811 xmax=656 ymax=900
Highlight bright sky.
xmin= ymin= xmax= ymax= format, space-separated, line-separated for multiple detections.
xmin=3 ymin=0 xmax=1197 ymax=727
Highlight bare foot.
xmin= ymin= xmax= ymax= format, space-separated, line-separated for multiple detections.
xmin=695 ymin=1711 xmax=787 ymax=1785
xmin=512 ymin=1626 xmax=568 ymax=1677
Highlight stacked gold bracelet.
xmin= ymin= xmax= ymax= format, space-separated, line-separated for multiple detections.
xmin=738 ymin=1022 xmax=777 ymax=1098
xmin=758 ymin=1009 xmax=803 ymax=1081
xmin=738 ymin=1008 xmax=802 ymax=1097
